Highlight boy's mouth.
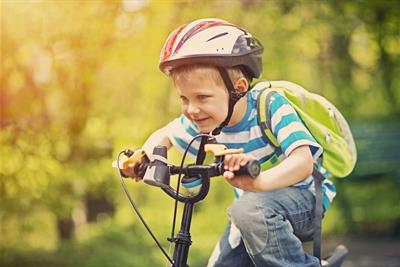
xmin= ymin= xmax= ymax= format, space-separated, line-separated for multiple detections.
xmin=193 ymin=117 xmax=210 ymax=124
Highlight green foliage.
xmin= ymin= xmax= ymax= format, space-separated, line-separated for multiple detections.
xmin=0 ymin=225 xmax=162 ymax=267
xmin=0 ymin=179 xmax=232 ymax=267
xmin=333 ymin=177 xmax=400 ymax=235
xmin=1 ymin=0 xmax=400 ymax=266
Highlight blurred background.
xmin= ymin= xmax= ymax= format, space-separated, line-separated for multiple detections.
xmin=1 ymin=0 xmax=399 ymax=266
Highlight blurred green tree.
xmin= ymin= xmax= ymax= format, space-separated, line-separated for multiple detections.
xmin=0 ymin=1 xmax=399 ymax=264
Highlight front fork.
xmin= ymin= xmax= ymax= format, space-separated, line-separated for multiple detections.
xmin=171 ymin=203 xmax=194 ymax=267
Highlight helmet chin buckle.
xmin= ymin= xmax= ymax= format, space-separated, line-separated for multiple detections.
xmin=211 ymin=67 xmax=247 ymax=136
xmin=230 ymin=91 xmax=245 ymax=102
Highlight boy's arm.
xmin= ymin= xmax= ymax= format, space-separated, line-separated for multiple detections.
xmin=122 ymin=126 xmax=172 ymax=180
xmin=257 ymin=145 xmax=314 ymax=191
xmin=142 ymin=126 xmax=173 ymax=155
xmin=224 ymin=145 xmax=314 ymax=192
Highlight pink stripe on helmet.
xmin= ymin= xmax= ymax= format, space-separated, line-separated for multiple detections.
xmin=162 ymin=23 xmax=188 ymax=62
xmin=172 ymin=20 xmax=233 ymax=58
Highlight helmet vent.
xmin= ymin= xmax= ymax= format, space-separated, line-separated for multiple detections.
xmin=206 ymin=32 xmax=228 ymax=42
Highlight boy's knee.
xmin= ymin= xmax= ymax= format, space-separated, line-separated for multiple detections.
xmin=229 ymin=197 xmax=271 ymax=232
xmin=229 ymin=198 xmax=279 ymax=255
xmin=229 ymin=193 xmax=280 ymax=222
xmin=229 ymin=198 xmax=279 ymax=230
xmin=229 ymin=198 xmax=256 ymax=230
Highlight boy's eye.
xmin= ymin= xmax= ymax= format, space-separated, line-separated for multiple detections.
xmin=198 ymin=95 xmax=210 ymax=100
xmin=180 ymin=96 xmax=188 ymax=102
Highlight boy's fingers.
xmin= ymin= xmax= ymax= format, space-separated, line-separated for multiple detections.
xmin=118 ymin=160 xmax=145 ymax=180
xmin=128 ymin=162 xmax=138 ymax=169
xmin=240 ymin=154 xmax=256 ymax=166
xmin=224 ymin=154 xmax=256 ymax=172
xmin=239 ymin=156 xmax=250 ymax=166
xmin=232 ymin=156 xmax=242 ymax=171
xmin=121 ymin=169 xmax=130 ymax=177
xmin=224 ymin=155 xmax=233 ymax=170
xmin=223 ymin=171 xmax=234 ymax=180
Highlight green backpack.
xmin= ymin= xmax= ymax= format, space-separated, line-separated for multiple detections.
xmin=255 ymin=80 xmax=357 ymax=178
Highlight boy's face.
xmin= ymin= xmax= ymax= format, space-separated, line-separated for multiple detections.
xmin=175 ymin=74 xmax=229 ymax=133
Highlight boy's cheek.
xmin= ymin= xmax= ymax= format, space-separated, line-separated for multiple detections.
xmin=180 ymin=105 xmax=187 ymax=115
xmin=182 ymin=109 xmax=191 ymax=120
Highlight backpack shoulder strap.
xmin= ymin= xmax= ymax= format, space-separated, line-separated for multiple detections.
xmin=312 ymin=168 xmax=325 ymax=263
xmin=256 ymin=83 xmax=280 ymax=149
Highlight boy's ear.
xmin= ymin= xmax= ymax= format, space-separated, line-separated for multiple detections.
xmin=234 ymin=77 xmax=249 ymax=93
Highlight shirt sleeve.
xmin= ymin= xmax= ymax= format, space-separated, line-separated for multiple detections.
xmin=165 ymin=115 xmax=201 ymax=158
xmin=269 ymin=92 xmax=323 ymax=160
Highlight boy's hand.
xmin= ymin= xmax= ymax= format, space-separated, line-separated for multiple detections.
xmin=118 ymin=149 xmax=149 ymax=182
xmin=223 ymin=153 xmax=262 ymax=192
xmin=121 ymin=162 xmax=147 ymax=182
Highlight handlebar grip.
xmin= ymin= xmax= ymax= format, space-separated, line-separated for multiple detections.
xmin=232 ymin=160 xmax=261 ymax=178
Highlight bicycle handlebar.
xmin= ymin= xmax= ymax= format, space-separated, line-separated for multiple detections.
xmin=169 ymin=160 xmax=261 ymax=179
xmin=133 ymin=145 xmax=260 ymax=204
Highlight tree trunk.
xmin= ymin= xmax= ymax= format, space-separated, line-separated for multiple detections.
xmin=56 ymin=216 xmax=75 ymax=241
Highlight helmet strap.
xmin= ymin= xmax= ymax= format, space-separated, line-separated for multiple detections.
xmin=212 ymin=67 xmax=246 ymax=136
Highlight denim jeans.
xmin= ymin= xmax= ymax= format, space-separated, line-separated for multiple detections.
xmin=207 ymin=187 xmax=321 ymax=267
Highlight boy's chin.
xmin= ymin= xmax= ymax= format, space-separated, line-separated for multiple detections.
xmin=198 ymin=128 xmax=211 ymax=134
xmin=197 ymin=125 xmax=216 ymax=134
xmin=193 ymin=120 xmax=221 ymax=134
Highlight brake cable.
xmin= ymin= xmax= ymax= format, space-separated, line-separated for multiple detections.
xmin=117 ymin=151 xmax=173 ymax=265
xmin=168 ymin=134 xmax=211 ymax=242
xmin=116 ymin=133 xmax=211 ymax=265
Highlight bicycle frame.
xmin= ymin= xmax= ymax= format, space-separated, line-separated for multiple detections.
xmin=138 ymin=142 xmax=259 ymax=267
xmin=170 ymin=202 xmax=195 ymax=267
xmin=117 ymin=140 xmax=347 ymax=267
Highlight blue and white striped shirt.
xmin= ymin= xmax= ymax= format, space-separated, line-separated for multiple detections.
xmin=166 ymin=85 xmax=336 ymax=210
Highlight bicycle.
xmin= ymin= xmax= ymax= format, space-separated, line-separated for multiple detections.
xmin=115 ymin=134 xmax=348 ymax=267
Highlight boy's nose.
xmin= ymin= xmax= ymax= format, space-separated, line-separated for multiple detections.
xmin=187 ymin=103 xmax=200 ymax=115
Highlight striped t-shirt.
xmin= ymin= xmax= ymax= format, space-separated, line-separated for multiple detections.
xmin=166 ymin=85 xmax=336 ymax=210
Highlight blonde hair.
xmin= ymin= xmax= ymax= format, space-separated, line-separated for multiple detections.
xmin=170 ymin=64 xmax=249 ymax=88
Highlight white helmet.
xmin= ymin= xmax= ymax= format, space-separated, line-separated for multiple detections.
xmin=159 ymin=18 xmax=263 ymax=80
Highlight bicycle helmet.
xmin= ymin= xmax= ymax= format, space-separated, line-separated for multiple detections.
xmin=159 ymin=18 xmax=264 ymax=135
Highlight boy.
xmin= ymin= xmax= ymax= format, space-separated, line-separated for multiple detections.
xmin=123 ymin=18 xmax=335 ymax=266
